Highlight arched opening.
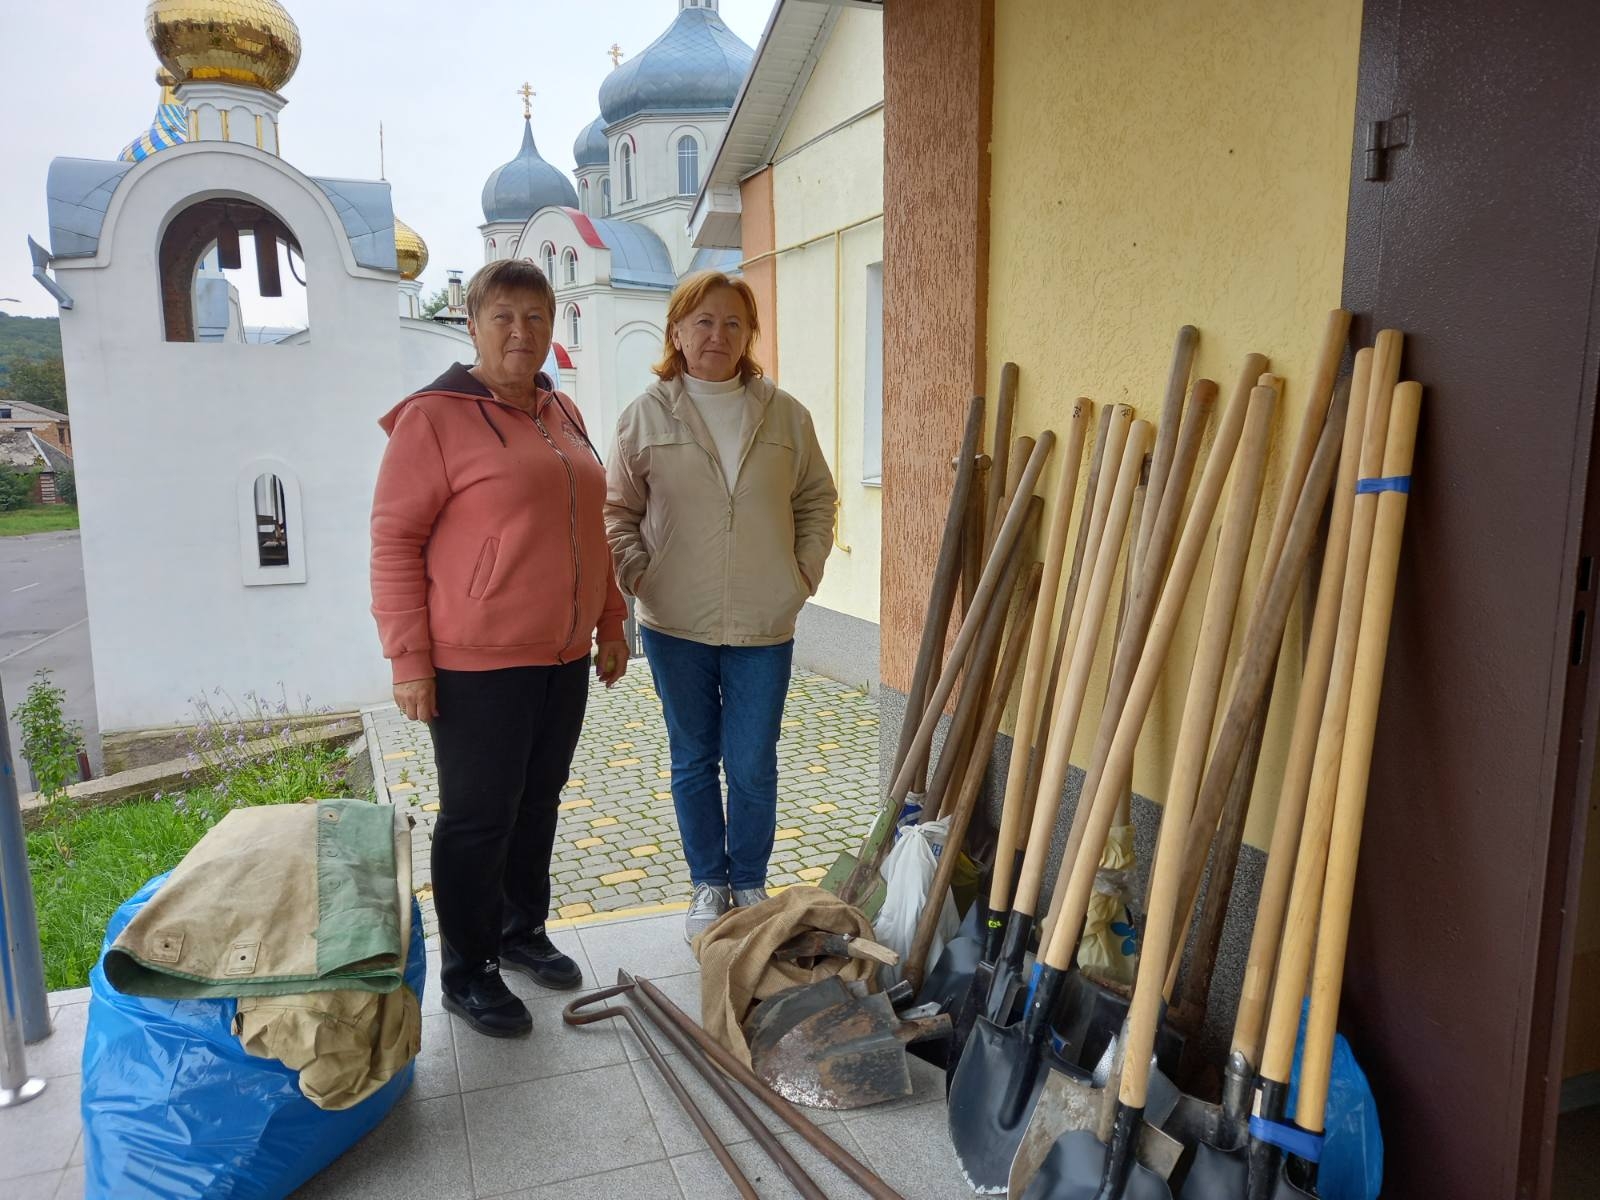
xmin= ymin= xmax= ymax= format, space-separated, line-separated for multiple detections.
xmin=159 ymin=197 xmax=308 ymax=344
xmin=567 ymin=303 xmax=582 ymax=347
xmin=563 ymin=247 xmax=578 ymax=284
xmin=254 ymin=473 xmax=289 ymax=567
xmin=677 ymin=136 xmax=700 ymax=195
xmin=601 ymin=177 xmax=612 ymax=216
xmin=238 ymin=461 xmax=306 ymax=585
xmin=541 ymin=241 xmax=557 ymax=281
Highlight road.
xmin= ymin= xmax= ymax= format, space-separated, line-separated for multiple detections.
xmin=1 ymin=530 xmax=100 ymax=787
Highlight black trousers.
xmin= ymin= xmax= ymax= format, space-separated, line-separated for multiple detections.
xmin=429 ymin=660 xmax=588 ymax=994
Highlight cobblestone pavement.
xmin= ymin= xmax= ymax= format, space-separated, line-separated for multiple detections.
xmin=365 ymin=659 xmax=880 ymax=934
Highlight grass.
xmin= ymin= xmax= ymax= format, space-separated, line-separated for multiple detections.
xmin=0 ymin=505 xmax=79 ymax=536
xmin=26 ymin=743 xmax=354 ymax=991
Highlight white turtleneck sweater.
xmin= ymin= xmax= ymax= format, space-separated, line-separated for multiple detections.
xmin=683 ymin=372 xmax=747 ymax=491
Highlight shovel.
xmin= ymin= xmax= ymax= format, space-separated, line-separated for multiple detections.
xmin=1188 ymin=374 xmax=1418 ymax=1200
xmin=744 ymin=976 xmax=952 ymax=1110
xmin=773 ymin=930 xmax=900 ymax=969
xmin=974 ymin=415 xmax=1152 ymax=1043
xmin=833 ymin=433 xmax=1056 ymax=909
xmin=915 ymin=402 xmax=1096 ymax=1016
xmin=1008 ymin=377 xmax=1278 ymax=1198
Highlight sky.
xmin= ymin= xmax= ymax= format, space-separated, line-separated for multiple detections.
xmin=0 ymin=0 xmax=776 ymax=322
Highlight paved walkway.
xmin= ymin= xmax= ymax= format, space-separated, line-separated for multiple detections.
xmin=364 ymin=660 xmax=880 ymax=937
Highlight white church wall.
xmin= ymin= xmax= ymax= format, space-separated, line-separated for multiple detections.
xmin=52 ymin=143 xmax=412 ymax=732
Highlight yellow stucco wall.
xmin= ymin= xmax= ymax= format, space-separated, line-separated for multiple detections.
xmin=987 ymin=0 xmax=1362 ymax=846
xmin=769 ymin=9 xmax=885 ymax=624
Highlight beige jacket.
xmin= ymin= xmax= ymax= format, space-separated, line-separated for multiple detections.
xmin=606 ymin=375 xmax=837 ymax=647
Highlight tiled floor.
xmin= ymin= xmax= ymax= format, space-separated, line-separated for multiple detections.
xmin=3 ymin=911 xmax=980 ymax=1200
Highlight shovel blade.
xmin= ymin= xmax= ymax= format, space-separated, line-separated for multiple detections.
xmin=947 ymin=1014 xmax=1051 ymax=1194
xmin=1019 ymin=1129 xmax=1174 ymax=1200
xmin=1178 ymin=1140 xmax=1249 ymax=1200
xmin=1011 ymin=1063 xmax=1186 ymax=1195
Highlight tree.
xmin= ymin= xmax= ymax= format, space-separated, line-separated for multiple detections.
xmin=422 ymin=287 xmax=450 ymax=318
xmin=2 ymin=356 xmax=68 ymax=413
xmin=0 ymin=464 xmax=36 ymax=511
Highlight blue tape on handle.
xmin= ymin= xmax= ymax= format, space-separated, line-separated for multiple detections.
xmin=1249 ymin=1115 xmax=1324 ymax=1163
xmin=1356 ymin=475 xmax=1411 ymax=495
xmin=1024 ymin=962 xmax=1043 ymax=1013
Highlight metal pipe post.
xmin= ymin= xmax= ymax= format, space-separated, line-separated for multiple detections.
xmin=0 ymin=677 xmax=51 ymax=1043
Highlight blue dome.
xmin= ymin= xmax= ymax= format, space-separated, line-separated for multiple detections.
xmin=573 ymin=115 xmax=608 ymax=169
xmin=597 ymin=5 xmax=753 ymax=125
xmin=119 ymin=102 xmax=188 ymax=163
xmin=481 ymin=119 xmax=579 ymax=224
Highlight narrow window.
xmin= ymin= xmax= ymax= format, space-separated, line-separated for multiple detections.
xmin=541 ymin=242 xmax=556 ymax=281
xmin=254 ymin=473 xmax=289 ymax=567
xmin=620 ymin=143 xmax=635 ymax=202
xmin=677 ymin=136 xmax=699 ymax=195
xmin=567 ymin=304 xmax=581 ymax=347
xmin=601 ymin=177 xmax=612 ymax=216
xmin=563 ymin=247 xmax=578 ymax=284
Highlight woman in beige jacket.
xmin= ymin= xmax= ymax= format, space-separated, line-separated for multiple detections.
xmin=606 ymin=271 xmax=837 ymax=942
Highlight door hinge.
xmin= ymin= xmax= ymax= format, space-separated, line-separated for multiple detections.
xmin=1363 ymin=114 xmax=1410 ymax=182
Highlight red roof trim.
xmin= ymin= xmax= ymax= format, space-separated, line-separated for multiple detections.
xmin=553 ymin=343 xmax=574 ymax=369
xmin=562 ymin=207 xmax=606 ymax=249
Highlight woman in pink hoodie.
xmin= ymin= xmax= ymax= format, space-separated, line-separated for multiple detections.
xmin=370 ymin=259 xmax=629 ymax=1039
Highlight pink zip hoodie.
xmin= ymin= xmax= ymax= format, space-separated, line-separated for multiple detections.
xmin=370 ymin=363 xmax=626 ymax=683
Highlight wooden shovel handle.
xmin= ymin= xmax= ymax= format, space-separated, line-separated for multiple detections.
xmin=878 ymin=433 xmax=1055 ymax=828
xmin=1257 ymin=333 xmax=1403 ymax=1086
xmin=1134 ymin=326 xmax=1199 ymax=581
xmin=1296 ymin=380 xmax=1421 ymax=1133
xmin=906 ymin=562 xmax=1043 ymax=992
xmin=1039 ymin=373 xmax=1228 ymax=940
xmin=1117 ymin=384 xmax=1278 ymax=1109
xmin=984 ymin=363 xmax=1019 ymax=558
xmin=1226 ymin=348 xmax=1373 ymax=1065
xmin=1011 ymin=420 xmax=1152 ymax=919
xmin=893 ymin=396 xmax=984 ymax=783
xmin=986 ymin=402 xmax=1093 ymax=910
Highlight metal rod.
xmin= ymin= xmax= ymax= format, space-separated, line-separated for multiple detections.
xmin=629 ymin=972 xmax=906 ymax=1200
xmin=622 ymin=979 xmax=829 ymax=1200
xmin=1 ymin=683 xmax=46 ymax=1107
xmin=0 ymin=677 xmax=49 ymax=1044
xmin=564 ymin=984 xmax=759 ymax=1200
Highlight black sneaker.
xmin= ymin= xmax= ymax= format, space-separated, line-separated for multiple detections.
xmin=442 ymin=961 xmax=532 ymax=1038
xmin=501 ymin=926 xmax=583 ymax=991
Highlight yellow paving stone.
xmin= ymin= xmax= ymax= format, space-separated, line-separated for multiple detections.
xmin=654 ymin=791 xmax=673 ymax=800
xmin=558 ymin=797 xmax=594 ymax=810
xmin=774 ymin=828 xmax=803 ymax=841
xmin=590 ymin=816 xmax=620 ymax=828
xmin=574 ymin=836 xmax=605 ymax=849
xmin=421 ymin=802 xmax=440 ymax=813
xmin=857 ymin=719 xmax=878 ymax=727
xmin=558 ymin=902 xmax=594 ymax=919
xmin=810 ymin=803 xmax=838 ymax=814
xmin=817 ymin=742 xmax=840 ymax=751
xmin=414 ymin=884 xmax=434 ymax=902
xmin=390 ymin=782 xmax=415 ymax=792
xmin=798 ymin=867 xmax=827 ymax=880
xmin=382 ymin=751 xmax=415 ymax=760
xmin=806 ymin=764 xmax=828 ymax=774
xmin=566 ymin=778 xmax=585 ymax=788
xmin=817 ymin=709 xmax=835 ymax=717
xmin=630 ymin=844 xmax=660 ymax=858
xmin=612 ymin=741 xmax=635 ymax=750
xmin=657 ymin=769 xmax=672 ymax=779
xmin=609 ymin=756 xmax=642 ymax=767
xmin=624 ymin=721 xmax=645 ymax=729
xmin=601 ymin=867 xmax=648 ymax=885
xmin=781 ymin=719 xmax=801 ymax=728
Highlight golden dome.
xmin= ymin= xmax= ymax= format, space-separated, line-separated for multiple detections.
xmin=394 ymin=218 xmax=429 ymax=281
xmin=145 ymin=0 xmax=302 ymax=93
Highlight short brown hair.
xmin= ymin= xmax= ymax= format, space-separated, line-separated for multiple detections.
xmin=653 ymin=271 xmax=764 ymax=381
xmin=465 ymin=259 xmax=556 ymax=323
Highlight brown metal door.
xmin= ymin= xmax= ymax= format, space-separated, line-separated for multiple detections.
xmin=1339 ymin=2 xmax=1600 ymax=1197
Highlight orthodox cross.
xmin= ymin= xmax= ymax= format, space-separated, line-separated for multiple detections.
xmin=518 ymin=82 xmax=536 ymax=119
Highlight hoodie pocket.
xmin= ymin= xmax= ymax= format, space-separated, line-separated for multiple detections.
xmin=467 ymin=537 xmax=500 ymax=599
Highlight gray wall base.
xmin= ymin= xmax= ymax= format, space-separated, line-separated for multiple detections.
xmin=794 ymin=602 xmax=880 ymax=694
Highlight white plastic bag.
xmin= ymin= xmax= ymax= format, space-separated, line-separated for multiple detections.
xmin=873 ymin=816 xmax=959 ymax=988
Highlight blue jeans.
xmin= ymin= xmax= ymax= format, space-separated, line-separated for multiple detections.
xmin=640 ymin=627 xmax=794 ymax=889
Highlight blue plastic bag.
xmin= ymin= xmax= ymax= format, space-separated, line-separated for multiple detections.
xmin=1287 ymin=999 xmax=1384 ymax=1200
xmin=81 ymin=873 xmax=425 ymax=1200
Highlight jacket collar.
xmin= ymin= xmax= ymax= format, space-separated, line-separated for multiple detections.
xmin=651 ymin=374 xmax=777 ymax=485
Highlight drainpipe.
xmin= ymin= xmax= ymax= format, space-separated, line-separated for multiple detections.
xmin=0 ymin=677 xmax=50 ymax=1053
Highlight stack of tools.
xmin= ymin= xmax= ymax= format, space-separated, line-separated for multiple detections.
xmin=794 ymin=313 xmax=1410 ymax=1198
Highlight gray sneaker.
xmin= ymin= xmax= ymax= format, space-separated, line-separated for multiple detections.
xmin=731 ymin=886 xmax=770 ymax=908
xmin=684 ymin=883 xmax=731 ymax=944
